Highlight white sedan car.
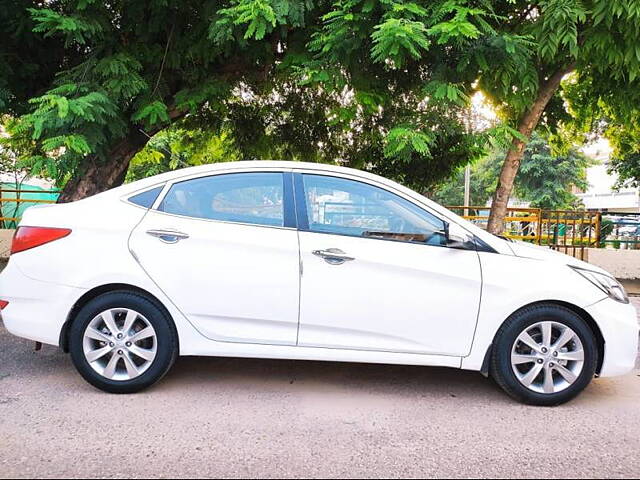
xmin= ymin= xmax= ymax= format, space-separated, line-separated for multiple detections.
xmin=0 ymin=161 xmax=637 ymax=405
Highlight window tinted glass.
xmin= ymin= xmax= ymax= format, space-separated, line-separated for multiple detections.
xmin=302 ymin=175 xmax=446 ymax=245
xmin=160 ymin=172 xmax=284 ymax=227
xmin=129 ymin=186 xmax=163 ymax=208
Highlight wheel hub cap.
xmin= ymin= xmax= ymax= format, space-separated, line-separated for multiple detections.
xmin=511 ymin=321 xmax=585 ymax=394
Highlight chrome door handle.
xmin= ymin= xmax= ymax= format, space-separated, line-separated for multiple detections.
xmin=146 ymin=229 xmax=190 ymax=244
xmin=312 ymin=248 xmax=355 ymax=265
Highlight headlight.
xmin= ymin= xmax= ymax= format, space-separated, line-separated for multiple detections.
xmin=570 ymin=266 xmax=629 ymax=304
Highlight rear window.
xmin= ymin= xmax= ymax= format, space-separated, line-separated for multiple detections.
xmin=158 ymin=172 xmax=284 ymax=227
xmin=128 ymin=186 xmax=164 ymax=208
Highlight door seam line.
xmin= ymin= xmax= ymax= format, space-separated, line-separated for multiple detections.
xmin=295 ymin=229 xmax=303 ymax=346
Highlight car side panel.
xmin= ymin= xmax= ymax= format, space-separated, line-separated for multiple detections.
xmin=461 ymin=251 xmax=608 ymax=372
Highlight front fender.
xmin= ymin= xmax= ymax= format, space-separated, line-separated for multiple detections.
xmin=462 ymin=251 xmax=607 ymax=371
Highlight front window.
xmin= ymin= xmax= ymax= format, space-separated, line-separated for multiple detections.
xmin=302 ymin=174 xmax=446 ymax=245
xmin=159 ymin=172 xmax=284 ymax=227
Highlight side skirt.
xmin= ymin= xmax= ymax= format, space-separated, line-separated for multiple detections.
xmin=179 ymin=341 xmax=464 ymax=369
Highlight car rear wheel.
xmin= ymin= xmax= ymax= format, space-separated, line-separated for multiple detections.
xmin=69 ymin=291 xmax=178 ymax=393
xmin=491 ymin=304 xmax=598 ymax=406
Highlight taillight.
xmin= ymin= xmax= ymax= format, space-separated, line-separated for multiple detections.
xmin=10 ymin=226 xmax=72 ymax=255
xmin=0 ymin=300 xmax=8 ymax=310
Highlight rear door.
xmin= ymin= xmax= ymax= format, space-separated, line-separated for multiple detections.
xmin=129 ymin=170 xmax=301 ymax=346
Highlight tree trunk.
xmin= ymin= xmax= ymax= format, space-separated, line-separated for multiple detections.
xmin=57 ymin=129 xmax=151 ymax=203
xmin=486 ymin=63 xmax=576 ymax=234
xmin=57 ymin=107 xmax=185 ymax=203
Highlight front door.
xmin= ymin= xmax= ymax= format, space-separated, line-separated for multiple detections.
xmin=296 ymin=173 xmax=482 ymax=356
xmin=129 ymin=171 xmax=300 ymax=346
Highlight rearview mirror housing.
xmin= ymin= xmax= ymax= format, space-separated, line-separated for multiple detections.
xmin=444 ymin=222 xmax=476 ymax=250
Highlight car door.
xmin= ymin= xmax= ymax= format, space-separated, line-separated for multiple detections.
xmin=129 ymin=170 xmax=301 ymax=346
xmin=295 ymin=172 xmax=482 ymax=356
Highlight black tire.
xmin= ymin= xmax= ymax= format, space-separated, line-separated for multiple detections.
xmin=491 ymin=304 xmax=598 ymax=406
xmin=69 ymin=291 xmax=178 ymax=393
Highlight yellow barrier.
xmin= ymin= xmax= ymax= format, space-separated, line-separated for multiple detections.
xmin=446 ymin=206 xmax=601 ymax=258
xmin=0 ymin=198 xmax=56 ymax=204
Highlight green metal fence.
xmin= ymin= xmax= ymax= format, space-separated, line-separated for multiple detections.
xmin=0 ymin=184 xmax=60 ymax=228
xmin=600 ymin=212 xmax=640 ymax=250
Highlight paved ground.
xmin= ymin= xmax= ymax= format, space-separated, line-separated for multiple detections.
xmin=0 ymin=264 xmax=639 ymax=478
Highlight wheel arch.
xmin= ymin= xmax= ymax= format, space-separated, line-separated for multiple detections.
xmin=481 ymin=300 xmax=605 ymax=377
xmin=58 ymin=283 xmax=179 ymax=353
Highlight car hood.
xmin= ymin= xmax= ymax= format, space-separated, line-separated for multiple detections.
xmin=506 ymin=240 xmax=611 ymax=275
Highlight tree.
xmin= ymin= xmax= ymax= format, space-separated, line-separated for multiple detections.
xmin=6 ymin=0 xmax=640 ymax=213
xmin=4 ymin=0 xmax=501 ymax=203
xmin=126 ymin=127 xmax=240 ymax=182
xmin=563 ymin=68 xmax=640 ymax=189
xmin=0 ymin=1 xmax=64 ymax=116
xmin=511 ymin=133 xmax=591 ymax=209
xmin=482 ymin=1 xmax=640 ymax=233
xmin=428 ymin=157 xmax=495 ymax=208
xmin=431 ymin=133 xmax=592 ymax=210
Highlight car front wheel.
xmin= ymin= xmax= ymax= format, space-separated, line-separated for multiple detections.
xmin=69 ymin=291 xmax=178 ymax=393
xmin=491 ymin=304 xmax=598 ymax=406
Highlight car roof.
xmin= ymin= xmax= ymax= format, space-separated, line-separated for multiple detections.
xmin=114 ymin=161 xmax=396 ymax=194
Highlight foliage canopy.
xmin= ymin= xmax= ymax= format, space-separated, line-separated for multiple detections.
xmin=1 ymin=0 xmax=640 ymax=209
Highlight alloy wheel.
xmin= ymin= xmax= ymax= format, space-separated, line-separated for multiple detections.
xmin=82 ymin=308 xmax=158 ymax=381
xmin=510 ymin=321 xmax=585 ymax=394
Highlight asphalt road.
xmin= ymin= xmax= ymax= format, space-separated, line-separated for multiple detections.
xmin=0 ymin=266 xmax=639 ymax=477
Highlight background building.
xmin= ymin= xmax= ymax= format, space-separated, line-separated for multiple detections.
xmin=577 ymin=139 xmax=640 ymax=213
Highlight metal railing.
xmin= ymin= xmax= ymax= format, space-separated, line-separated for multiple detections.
xmin=447 ymin=206 xmax=601 ymax=260
xmin=600 ymin=212 xmax=640 ymax=250
xmin=0 ymin=187 xmax=60 ymax=228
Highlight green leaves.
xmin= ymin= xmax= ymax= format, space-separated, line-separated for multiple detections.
xmin=25 ymin=86 xmax=120 ymax=139
xmin=11 ymin=83 xmax=123 ymax=183
xmin=132 ymin=101 xmax=170 ymax=128
xmin=537 ymin=0 xmax=587 ymax=60
xmin=431 ymin=132 xmax=591 ymax=210
xmin=9 ymin=0 xmax=640 ymax=204
xmin=211 ymin=0 xmax=312 ymax=42
xmin=127 ymin=128 xmax=240 ymax=182
xmin=234 ymin=0 xmax=276 ymax=40
xmin=424 ymin=81 xmax=470 ymax=106
xmin=384 ymin=126 xmax=435 ymax=161
xmin=175 ymin=81 xmax=230 ymax=113
xmin=483 ymin=123 xmax=528 ymax=151
xmin=371 ymin=18 xmax=431 ymax=68
xmin=29 ymin=8 xmax=103 ymax=46
xmin=309 ymin=1 xmax=370 ymax=62
xmin=94 ymin=54 xmax=148 ymax=100
xmin=425 ymin=2 xmax=493 ymax=44
xmin=427 ymin=16 xmax=480 ymax=44
xmin=41 ymin=135 xmax=92 ymax=155
xmin=472 ymin=33 xmax=538 ymax=116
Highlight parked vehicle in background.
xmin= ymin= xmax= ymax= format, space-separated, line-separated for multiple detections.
xmin=0 ymin=161 xmax=637 ymax=405
xmin=618 ymin=224 xmax=640 ymax=237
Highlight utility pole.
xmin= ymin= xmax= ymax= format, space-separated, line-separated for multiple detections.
xmin=463 ymin=164 xmax=471 ymax=218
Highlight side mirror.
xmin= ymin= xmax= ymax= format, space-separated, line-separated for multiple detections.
xmin=444 ymin=222 xmax=475 ymax=250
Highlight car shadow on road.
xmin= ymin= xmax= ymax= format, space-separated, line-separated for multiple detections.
xmin=1 ymin=325 xmax=505 ymax=402
xmin=1 ymin=325 xmax=630 ymax=406
xmin=161 ymin=354 xmax=513 ymax=404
